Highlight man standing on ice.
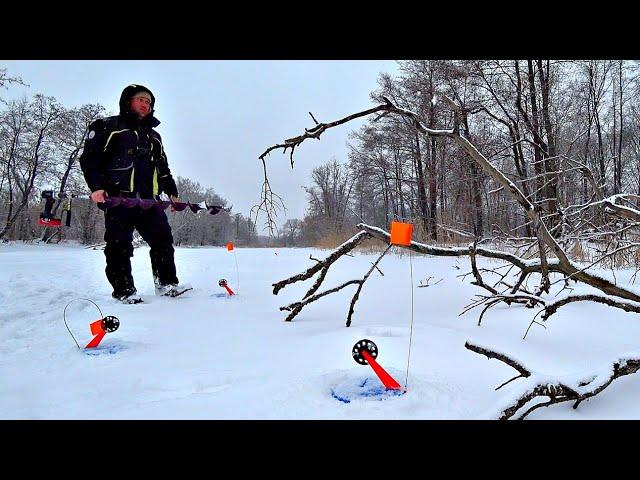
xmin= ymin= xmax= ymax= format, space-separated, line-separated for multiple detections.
xmin=80 ymin=84 xmax=188 ymax=303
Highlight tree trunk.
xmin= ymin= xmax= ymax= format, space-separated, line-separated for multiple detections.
xmin=537 ymin=60 xmax=560 ymax=234
xmin=413 ymin=132 xmax=430 ymax=237
xmin=617 ymin=60 xmax=624 ymax=195
xmin=462 ymin=115 xmax=484 ymax=237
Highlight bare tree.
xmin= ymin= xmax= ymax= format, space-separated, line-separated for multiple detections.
xmin=0 ymin=68 xmax=25 ymax=104
xmin=0 ymin=95 xmax=62 ymax=240
xmin=40 ymin=103 xmax=105 ymax=242
xmin=282 ymin=218 xmax=302 ymax=246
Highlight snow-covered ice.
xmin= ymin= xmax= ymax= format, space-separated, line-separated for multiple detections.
xmin=2 ymin=242 xmax=640 ymax=419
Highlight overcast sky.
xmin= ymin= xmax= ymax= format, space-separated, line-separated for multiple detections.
xmin=1 ymin=60 xmax=399 ymax=230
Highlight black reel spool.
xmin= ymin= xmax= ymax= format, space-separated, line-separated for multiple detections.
xmin=102 ymin=315 xmax=120 ymax=333
xmin=218 ymin=279 xmax=228 ymax=287
xmin=352 ymin=339 xmax=379 ymax=365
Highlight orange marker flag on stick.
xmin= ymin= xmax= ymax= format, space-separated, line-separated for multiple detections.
xmin=389 ymin=220 xmax=414 ymax=246
xmin=85 ymin=319 xmax=106 ymax=348
xmin=361 ymin=350 xmax=402 ymax=390
xmin=218 ymin=278 xmax=235 ymax=296
xmin=89 ymin=319 xmax=104 ymax=336
xmin=227 ymin=242 xmax=240 ymax=294
xmin=389 ymin=221 xmax=416 ymax=390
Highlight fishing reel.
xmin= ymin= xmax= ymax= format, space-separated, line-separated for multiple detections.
xmin=352 ymin=339 xmax=378 ymax=365
xmin=218 ymin=278 xmax=235 ymax=295
xmin=102 ymin=315 xmax=120 ymax=333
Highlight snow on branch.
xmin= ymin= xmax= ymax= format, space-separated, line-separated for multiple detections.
xmin=465 ymin=341 xmax=640 ymax=419
xmin=272 ymin=230 xmax=370 ymax=296
xmin=277 ymin=242 xmax=391 ymax=326
xmin=541 ymin=293 xmax=640 ymax=321
xmin=273 ymin=221 xmax=640 ymax=328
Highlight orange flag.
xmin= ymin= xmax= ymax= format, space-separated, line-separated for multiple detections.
xmin=389 ymin=221 xmax=414 ymax=246
xmin=86 ymin=319 xmax=106 ymax=348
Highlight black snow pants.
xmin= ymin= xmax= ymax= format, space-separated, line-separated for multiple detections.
xmin=103 ymin=205 xmax=179 ymax=297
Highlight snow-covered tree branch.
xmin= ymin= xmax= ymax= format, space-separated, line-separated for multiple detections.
xmin=465 ymin=341 xmax=640 ymax=419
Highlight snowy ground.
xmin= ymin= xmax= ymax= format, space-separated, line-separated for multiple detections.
xmin=2 ymin=241 xmax=640 ymax=419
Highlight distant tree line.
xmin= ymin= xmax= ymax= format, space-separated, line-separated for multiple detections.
xmin=282 ymin=60 xmax=640 ymax=250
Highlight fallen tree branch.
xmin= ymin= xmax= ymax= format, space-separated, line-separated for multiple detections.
xmin=464 ymin=342 xmax=531 ymax=377
xmin=469 ymin=243 xmax=498 ymax=295
xmin=358 ymin=222 xmax=640 ymax=304
xmin=279 ymin=244 xmax=391 ymax=325
xmin=272 ymin=230 xmax=369 ymax=296
xmin=280 ymin=280 xmax=362 ymax=322
xmin=418 ymin=276 xmax=442 ymax=288
xmin=465 ymin=341 xmax=640 ymax=419
xmin=541 ymin=294 xmax=640 ymax=321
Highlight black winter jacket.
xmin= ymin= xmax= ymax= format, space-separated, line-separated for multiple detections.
xmin=79 ymin=86 xmax=178 ymax=199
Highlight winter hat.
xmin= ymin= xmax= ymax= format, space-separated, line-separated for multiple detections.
xmin=132 ymin=91 xmax=152 ymax=103
xmin=119 ymin=84 xmax=155 ymax=114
